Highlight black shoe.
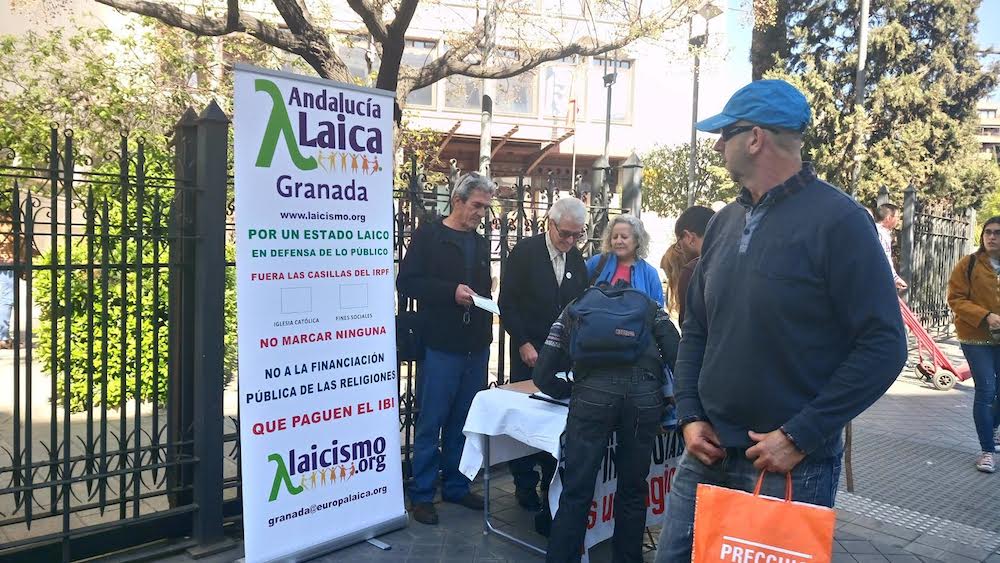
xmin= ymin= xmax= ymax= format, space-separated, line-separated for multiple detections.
xmin=515 ymin=486 xmax=542 ymax=511
xmin=411 ymin=502 xmax=439 ymax=525
xmin=444 ymin=492 xmax=484 ymax=510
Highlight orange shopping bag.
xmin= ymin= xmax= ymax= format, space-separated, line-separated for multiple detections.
xmin=692 ymin=471 xmax=836 ymax=563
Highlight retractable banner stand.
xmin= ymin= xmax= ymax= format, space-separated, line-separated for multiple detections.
xmin=233 ymin=64 xmax=405 ymax=563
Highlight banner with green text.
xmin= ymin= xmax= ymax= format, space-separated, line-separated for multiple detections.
xmin=233 ymin=65 xmax=404 ymax=562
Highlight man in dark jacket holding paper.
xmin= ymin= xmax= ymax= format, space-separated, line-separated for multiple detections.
xmin=654 ymin=80 xmax=907 ymax=562
xmin=396 ymin=172 xmax=495 ymax=526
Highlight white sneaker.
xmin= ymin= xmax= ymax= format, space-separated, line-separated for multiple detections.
xmin=976 ymin=452 xmax=995 ymax=473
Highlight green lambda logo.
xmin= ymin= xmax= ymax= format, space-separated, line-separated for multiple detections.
xmin=254 ymin=79 xmax=318 ymax=171
xmin=268 ymin=453 xmax=304 ymax=502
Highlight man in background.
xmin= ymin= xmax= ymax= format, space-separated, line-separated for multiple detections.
xmin=875 ymin=203 xmax=908 ymax=291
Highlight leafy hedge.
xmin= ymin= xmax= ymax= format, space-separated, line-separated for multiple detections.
xmin=34 ymin=197 xmax=237 ymax=412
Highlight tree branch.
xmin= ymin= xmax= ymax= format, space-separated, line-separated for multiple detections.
xmin=346 ymin=0 xmax=389 ymax=43
xmin=408 ymin=32 xmax=633 ymax=91
xmin=96 ymin=0 xmax=351 ymax=81
xmin=96 ymin=0 xmax=297 ymax=51
xmin=226 ymin=0 xmax=240 ymax=30
xmin=270 ymin=0 xmax=350 ymax=80
xmin=404 ymin=0 xmax=692 ymax=94
xmin=270 ymin=0 xmax=315 ymax=35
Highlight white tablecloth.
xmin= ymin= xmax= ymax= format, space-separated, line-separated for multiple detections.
xmin=460 ymin=388 xmax=567 ymax=477
xmin=460 ymin=386 xmax=684 ymax=558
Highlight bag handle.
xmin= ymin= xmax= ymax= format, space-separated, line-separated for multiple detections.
xmin=589 ymin=252 xmax=611 ymax=285
xmin=752 ymin=471 xmax=793 ymax=502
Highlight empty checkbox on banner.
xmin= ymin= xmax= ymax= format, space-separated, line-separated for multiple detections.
xmin=281 ymin=286 xmax=312 ymax=314
xmin=340 ymin=283 xmax=368 ymax=309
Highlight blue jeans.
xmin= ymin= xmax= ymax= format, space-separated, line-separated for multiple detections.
xmin=409 ymin=346 xmax=489 ymax=504
xmin=960 ymin=344 xmax=1000 ymax=452
xmin=655 ymin=449 xmax=841 ymax=563
xmin=547 ymin=368 xmax=663 ymax=563
xmin=0 ymin=269 xmax=13 ymax=341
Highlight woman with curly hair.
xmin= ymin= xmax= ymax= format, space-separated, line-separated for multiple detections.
xmin=586 ymin=214 xmax=665 ymax=307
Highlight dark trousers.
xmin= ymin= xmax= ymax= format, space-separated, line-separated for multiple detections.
xmin=546 ymin=369 xmax=663 ymax=563
xmin=509 ymin=341 xmax=557 ymax=492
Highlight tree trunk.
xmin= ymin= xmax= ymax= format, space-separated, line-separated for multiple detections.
xmin=377 ymin=35 xmax=407 ymax=123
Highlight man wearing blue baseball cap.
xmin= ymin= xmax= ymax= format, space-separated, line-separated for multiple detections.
xmin=654 ymin=80 xmax=907 ymax=561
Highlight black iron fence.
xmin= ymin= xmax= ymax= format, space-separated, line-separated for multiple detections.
xmin=898 ymin=185 xmax=974 ymax=333
xmin=0 ymin=103 xmax=235 ymax=562
xmin=0 ymin=104 xmax=628 ymax=560
xmin=392 ymin=156 xmax=628 ymax=478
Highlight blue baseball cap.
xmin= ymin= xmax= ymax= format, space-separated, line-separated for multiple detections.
xmin=695 ymin=79 xmax=811 ymax=133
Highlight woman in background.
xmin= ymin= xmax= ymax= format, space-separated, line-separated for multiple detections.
xmin=947 ymin=216 xmax=1000 ymax=474
xmin=660 ymin=206 xmax=714 ymax=326
xmin=587 ymin=214 xmax=664 ymax=307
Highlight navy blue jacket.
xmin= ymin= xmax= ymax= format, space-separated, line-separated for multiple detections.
xmin=675 ymin=164 xmax=906 ymax=457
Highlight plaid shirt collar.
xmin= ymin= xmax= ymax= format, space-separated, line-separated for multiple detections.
xmin=736 ymin=162 xmax=816 ymax=210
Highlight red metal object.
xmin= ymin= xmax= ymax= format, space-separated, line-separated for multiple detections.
xmin=899 ymin=297 xmax=971 ymax=390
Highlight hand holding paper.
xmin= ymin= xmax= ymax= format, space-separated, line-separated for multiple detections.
xmin=471 ymin=294 xmax=500 ymax=315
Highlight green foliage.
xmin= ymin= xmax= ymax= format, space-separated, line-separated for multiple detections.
xmin=640 ymin=140 xmax=738 ymax=216
xmin=2 ymin=21 xmax=256 ymax=411
xmin=764 ymin=0 xmax=999 ymax=208
xmin=0 ymin=19 xmax=303 ymax=180
xmin=0 ymin=25 xmax=193 ymax=175
xmin=223 ymin=243 xmax=238 ymax=386
xmin=34 ymin=196 xmax=171 ymax=411
xmin=396 ymin=122 xmax=447 ymax=184
xmin=33 ymin=192 xmax=239 ymax=412
xmin=970 ymin=160 xmax=1000 ymax=230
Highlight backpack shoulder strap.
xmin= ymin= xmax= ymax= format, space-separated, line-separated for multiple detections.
xmin=589 ymin=252 xmax=611 ymax=286
xmin=965 ymin=253 xmax=978 ymax=300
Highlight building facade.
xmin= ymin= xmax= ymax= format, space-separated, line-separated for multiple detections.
xmin=979 ymin=102 xmax=1000 ymax=163
xmin=325 ymin=0 xmax=732 ymax=195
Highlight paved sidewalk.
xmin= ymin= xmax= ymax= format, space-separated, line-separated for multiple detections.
xmin=145 ymin=469 xmax=980 ymax=563
xmin=824 ymin=335 xmax=1000 ymax=563
xmin=86 ymin=336 xmax=1000 ymax=562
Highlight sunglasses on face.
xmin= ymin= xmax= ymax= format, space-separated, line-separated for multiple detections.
xmin=719 ymin=124 xmax=782 ymax=142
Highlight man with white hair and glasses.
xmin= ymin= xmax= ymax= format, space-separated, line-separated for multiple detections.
xmin=498 ymin=197 xmax=590 ymax=515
